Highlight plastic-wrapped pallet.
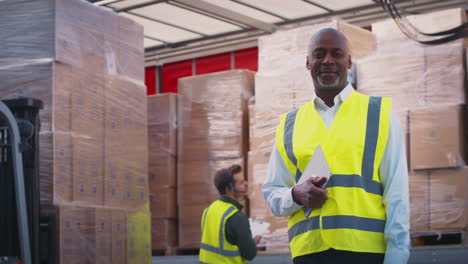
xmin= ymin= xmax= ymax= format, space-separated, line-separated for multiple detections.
xmin=177 ymin=70 xmax=254 ymax=248
xmin=147 ymin=94 xmax=178 ymax=250
xmin=0 ymin=0 xmax=150 ymax=263
xmin=356 ymin=8 xmax=467 ymax=240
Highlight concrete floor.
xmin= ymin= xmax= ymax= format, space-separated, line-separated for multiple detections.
xmin=152 ymin=247 xmax=468 ymax=264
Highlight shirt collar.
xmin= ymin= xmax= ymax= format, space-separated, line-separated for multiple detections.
xmin=314 ymin=82 xmax=354 ymax=108
xmin=220 ymin=195 xmax=243 ymax=211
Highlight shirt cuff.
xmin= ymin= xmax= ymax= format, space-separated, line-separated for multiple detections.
xmin=384 ymin=243 xmax=409 ymax=264
xmin=281 ymin=187 xmax=303 ymax=215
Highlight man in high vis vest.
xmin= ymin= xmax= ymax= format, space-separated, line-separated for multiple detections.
xmin=200 ymin=164 xmax=262 ymax=264
xmin=262 ymin=28 xmax=410 ymax=264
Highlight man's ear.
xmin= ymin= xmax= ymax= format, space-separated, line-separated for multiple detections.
xmin=306 ymin=56 xmax=310 ymax=70
xmin=348 ymin=55 xmax=352 ymax=69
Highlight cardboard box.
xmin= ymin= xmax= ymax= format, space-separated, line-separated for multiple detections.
xmin=178 ymin=184 xmax=219 ymax=207
xmin=178 ymin=204 xmax=206 ymax=249
xmin=178 ymin=70 xmax=254 ymax=162
xmin=429 ymin=167 xmax=468 ymax=230
xmin=148 ymin=155 xmax=177 ymax=188
xmin=357 ymin=41 xmax=465 ymax=110
xmin=104 ymin=77 xmax=148 ymax=149
xmin=151 ymin=218 xmax=177 ymax=250
xmin=95 ymin=209 xmax=112 ymax=264
xmin=409 ymin=171 xmax=430 ymax=232
xmin=39 ymin=132 xmax=54 ymax=205
xmin=72 ymin=137 xmax=104 ymax=206
xmin=148 ymin=94 xmax=177 ymax=156
xmin=111 ymin=209 xmax=127 ymax=264
xmin=53 ymin=63 xmax=73 ymax=132
xmin=70 ymin=70 xmax=105 ymax=138
xmin=356 ymin=43 xmax=426 ymax=111
xmin=422 ymin=43 xmax=465 ymax=106
xmin=247 ymin=150 xmax=272 ymax=185
xmin=150 ymin=187 xmax=177 ymax=219
xmin=104 ymin=153 xmax=148 ymax=211
xmin=59 ymin=206 xmax=96 ymax=264
xmin=116 ymin=15 xmax=145 ymax=81
xmin=53 ymin=132 xmax=73 ymax=203
xmin=410 ymin=105 xmax=466 ymax=170
xmin=254 ymin=73 xmax=313 ymax=116
xmin=55 ymin=0 xmax=143 ymax=79
xmin=104 ymin=156 xmax=129 ymax=208
xmin=177 ymin=157 xmax=244 ymax=186
xmin=0 ymin=0 xmax=142 ymax=79
xmin=127 ymin=159 xmax=150 ymax=211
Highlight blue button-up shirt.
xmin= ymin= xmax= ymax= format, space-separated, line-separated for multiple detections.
xmin=262 ymin=83 xmax=410 ymax=264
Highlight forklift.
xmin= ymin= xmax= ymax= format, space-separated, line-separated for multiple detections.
xmin=0 ymin=98 xmax=53 ymax=264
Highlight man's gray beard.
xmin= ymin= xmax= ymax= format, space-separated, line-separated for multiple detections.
xmin=318 ymin=77 xmax=340 ymax=89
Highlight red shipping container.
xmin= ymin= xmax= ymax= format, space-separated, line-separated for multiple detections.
xmin=162 ymin=60 xmax=192 ymax=93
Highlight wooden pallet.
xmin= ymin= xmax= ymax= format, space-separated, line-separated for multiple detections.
xmin=411 ymin=231 xmax=468 ymax=247
xmin=152 ymin=247 xmax=200 ymax=256
xmin=256 ymin=244 xmax=290 ymax=255
xmin=258 ymin=249 xmax=290 ymax=255
xmin=152 ymin=248 xmax=178 ymax=256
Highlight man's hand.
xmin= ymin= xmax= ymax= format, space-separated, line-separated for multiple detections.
xmin=292 ymin=177 xmax=328 ymax=208
xmin=253 ymin=235 xmax=262 ymax=245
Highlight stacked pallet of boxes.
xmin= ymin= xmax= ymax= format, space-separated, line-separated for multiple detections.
xmin=0 ymin=0 xmax=151 ymax=263
xmin=250 ymin=20 xmax=375 ymax=251
xmin=148 ymin=94 xmax=178 ymax=252
xmin=356 ymin=8 xmax=467 ymax=242
xmin=177 ymin=70 xmax=254 ymax=249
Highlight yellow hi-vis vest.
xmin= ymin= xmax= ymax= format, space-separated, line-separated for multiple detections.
xmin=199 ymin=200 xmax=247 ymax=264
xmin=275 ymin=91 xmax=391 ymax=259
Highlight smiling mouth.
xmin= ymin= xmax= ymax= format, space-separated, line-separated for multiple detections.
xmin=319 ymin=72 xmax=337 ymax=75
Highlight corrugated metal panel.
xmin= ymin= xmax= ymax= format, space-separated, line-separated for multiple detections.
xmin=145 ymin=66 xmax=156 ymax=95
xmin=161 ymin=59 xmax=192 ymax=93
xmin=195 ymin=52 xmax=231 ymax=75
xmin=203 ymin=0 xmax=284 ymax=23
xmin=313 ymin=0 xmax=375 ymax=10
xmin=238 ymin=0 xmax=327 ymax=19
xmin=120 ymin=12 xmax=200 ymax=43
xmin=132 ymin=3 xmax=242 ymax=35
xmin=234 ymin=47 xmax=258 ymax=72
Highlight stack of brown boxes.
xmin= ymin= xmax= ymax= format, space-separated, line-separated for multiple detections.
xmin=357 ymin=8 xmax=467 ymax=236
xmin=148 ymin=94 xmax=178 ymax=251
xmin=250 ymin=20 xmax=374 ymax=251
xmin=0 ymin=0 xmax=151 ymax=262
xmin=177 ymin=70 xmax=254 ymax=248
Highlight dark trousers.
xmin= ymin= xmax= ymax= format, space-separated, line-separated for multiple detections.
xmin=293 ymin=249 xmax=385 ymax=264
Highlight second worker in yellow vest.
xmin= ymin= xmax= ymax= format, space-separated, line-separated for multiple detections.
xmin=262 ymin=28 xmax=410 ymax=264
xmin=200 ymin=164 xmax=262 ymax=264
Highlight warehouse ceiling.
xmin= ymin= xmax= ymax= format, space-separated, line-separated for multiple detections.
xmin=90 ymin=0 xmax=468 ymax=66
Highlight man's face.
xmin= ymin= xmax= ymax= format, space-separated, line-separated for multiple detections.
xmin=306 ymin=31 xmax=352 ymax=90
xmin=232 ymin=172 xmax=248 ymax=195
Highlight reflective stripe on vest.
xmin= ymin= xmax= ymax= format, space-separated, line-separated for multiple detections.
xmin=284 ymin=96 xmax=383 ymax=196
xmin=284 ymin=108 xmax=303 ymax=183
xmin=200 ymin=206 xmax=241 ymax=257
xmin=288 ymin=215 xmax=386 ymax=241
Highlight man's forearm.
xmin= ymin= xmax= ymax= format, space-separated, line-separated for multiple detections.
xmin=381 ymin=111 xmax=410 ymax=264
xmin=263 ymin=145 xmax=303 ymax=217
